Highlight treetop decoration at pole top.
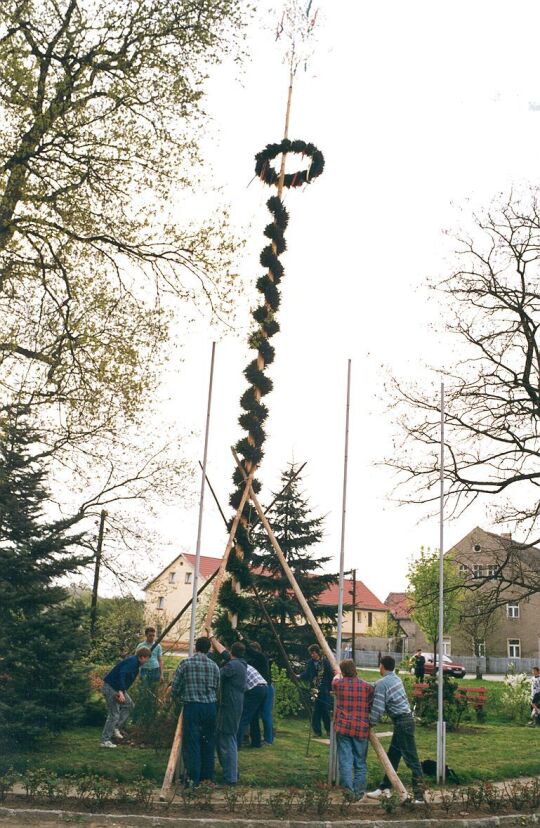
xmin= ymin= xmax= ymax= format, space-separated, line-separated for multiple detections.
xmin=255 ymin=139 xmax=324 ymax=188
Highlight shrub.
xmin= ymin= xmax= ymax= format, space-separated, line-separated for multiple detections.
xmin=271 ymin=665 xmax=304 ymax=717
xmin=500 ymin=672 xmax=531 ymax=721
xmin=414 ymin=677 xmax=467 ymax=730
xmin=0 ymin=768 xmax=17 ymax=802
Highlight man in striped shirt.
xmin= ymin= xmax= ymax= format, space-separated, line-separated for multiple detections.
xmin=237 ymin=663 xmax=268 ymax=749
xmin=366 ymin=655 xmax=424 ymax=802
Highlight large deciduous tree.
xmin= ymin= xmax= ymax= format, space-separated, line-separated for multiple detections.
xmin=390 ymin=194 xmax=540 ymax=603
xmin=0 ymin=0 xmax=244 ymax=443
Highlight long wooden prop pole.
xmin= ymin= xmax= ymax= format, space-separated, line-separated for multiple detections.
xmin=203 ymin=467 xmax=257 ymax=631
xmin=160 ymin=711 xmax=183 ymax=799
xmin=160 ymin=469 xmax=256 ymax=798
xmin=231 ymin=448 xmax=408 ymax=801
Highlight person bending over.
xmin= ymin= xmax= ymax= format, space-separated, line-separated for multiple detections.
xmin=100 ymin=648 xmax=150 ymax=748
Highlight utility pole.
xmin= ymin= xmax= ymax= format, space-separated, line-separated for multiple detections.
xmin=351 ymin=569 xmax=357 ymax=663
xmin=90 ymin=509 xmax=107 ymax=642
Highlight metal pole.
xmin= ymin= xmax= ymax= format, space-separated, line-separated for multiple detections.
xmin=330 ymin=359 xmax=352 ymax=785
xmin=437 ymin=381 xmax=446 ymax=784
xmin=336 ymin=359 xmax=351 ymax=658
xmin=90 ymin=509 xmax=107 ymax=642
xmin=351 ymin=569 xmax=357 ymax=663
xmin=188 ymin=341 xmax=216 ymax=656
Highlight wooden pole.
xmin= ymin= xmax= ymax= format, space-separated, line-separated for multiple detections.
xmin=188 ymin=341 xmax=216 ymax=656
xmin=231 ymin=448 xmax=409 ymax=802
xmin=203 ymin=467 xmax=257 ymax=631
xmin=160 ymin=711 xmax=183 ymax=799
xmin=90 ymin=509 xmax=107 ymax=642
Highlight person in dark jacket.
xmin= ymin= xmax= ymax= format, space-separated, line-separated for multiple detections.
xmin=299 ymin=644 xmax=333 ymax=737
xmin=209 ymin=635 xmax=247 ymax=785
xmin=100 ymin=648 xmax=151 ymax=747
xmin=413 ymin=650 xmax=426 ymax=682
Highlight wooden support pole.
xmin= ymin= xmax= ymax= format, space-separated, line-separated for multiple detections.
xmin=160 ymin=711 xmax=183 ymax=800
xmin=231 ymin=448 xmax=409 ymax=802
xmin=203 ymin=467 xmax=257 ymax=631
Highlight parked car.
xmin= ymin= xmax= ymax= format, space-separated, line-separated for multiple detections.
xmin=411 ymin=653 xmax=466 ymax=679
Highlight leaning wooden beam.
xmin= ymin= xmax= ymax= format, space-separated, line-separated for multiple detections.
xmin=203 ymin=466 xmax=257 ymax=631
xmin=231 ymin=448 xmax=409 ymax=802
xmin=160 ymin=469 xmax=256 ymax=798
xmin=160 ymin=711 xmax=183 ymax=799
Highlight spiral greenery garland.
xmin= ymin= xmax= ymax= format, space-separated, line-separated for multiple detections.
xmin=217 ymin=139 xmax=324 ymax=630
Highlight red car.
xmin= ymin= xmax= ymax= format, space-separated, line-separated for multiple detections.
xmin=413 ymin=653 xmax=466 ymax=679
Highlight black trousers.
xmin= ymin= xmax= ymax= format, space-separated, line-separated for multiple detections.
xmin=379 ymin=713 xmax=423 ymax=795
xmin=312 ymin=695 xmax=331 ymax=736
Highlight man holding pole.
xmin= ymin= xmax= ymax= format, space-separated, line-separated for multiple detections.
xmin=366 ymin=656 xmax=424 ymax=803
xmin=170 ymin=636 xmax=220 ymax=786
xmin=332 ymin=659 xmax=373 ymax=800
xmin=299 ymin=644 xmax=333 ymax=737
xmin=209 ymin=635 xmax=247 ymax=785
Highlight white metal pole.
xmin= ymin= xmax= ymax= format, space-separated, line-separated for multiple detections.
xmin=336 ymin=358 xmax=351 ymax=658
xmin=188 ymin=341 xmax=216 ymax=656
xmin=437 ymin=381 xmax=446 ymax=784
xmin=330 ymin=358 xmax=351 ymax=784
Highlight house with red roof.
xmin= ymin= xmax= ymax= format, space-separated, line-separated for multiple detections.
xmin=144 ymin=553 xmax=389 ymax=649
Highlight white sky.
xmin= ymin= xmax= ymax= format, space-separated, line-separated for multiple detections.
xmin=121 ymin=1 xmax=540 ymax=602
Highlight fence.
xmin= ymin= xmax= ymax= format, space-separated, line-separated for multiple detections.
xmin=347 ymin=649 xmax=539 ymax=675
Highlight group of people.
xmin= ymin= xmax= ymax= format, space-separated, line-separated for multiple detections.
xmin=99 ymin=630 xmax=424 ymax=801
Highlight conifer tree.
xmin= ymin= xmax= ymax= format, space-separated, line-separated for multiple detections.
xmin=0 ymin=410 xmax=90 ymax=747
xmin=242 ymin=463 xmax=338 ymax=664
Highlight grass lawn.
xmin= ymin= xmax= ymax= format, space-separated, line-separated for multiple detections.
xmin=4 ymin=715 xmax=537 ymax=789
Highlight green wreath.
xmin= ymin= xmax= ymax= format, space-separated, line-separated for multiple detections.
xmin=255 ymin=139 xmax=324 ymax=188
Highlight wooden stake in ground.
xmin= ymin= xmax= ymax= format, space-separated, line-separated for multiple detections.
xmin=231 ymin=449 xmax=409 ymax=802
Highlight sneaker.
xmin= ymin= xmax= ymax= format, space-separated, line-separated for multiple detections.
xmin=113 ymin=729 xmax=124 ymax=739
xmin=366 ymin=788 xmax=391 ymax=799
xmin=100 ymin=740 xmax=117 ymax=749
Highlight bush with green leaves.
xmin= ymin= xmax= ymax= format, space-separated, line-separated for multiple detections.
xmin=500 ymin=672 xmax=531 ymax=721
xmin=414 ymin=677 xmax=468 ymax=731
xmin=271 ymin=665 xmax=304 ymax=718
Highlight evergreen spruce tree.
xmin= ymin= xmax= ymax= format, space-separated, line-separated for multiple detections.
xmin=0 ymin=410 xmax=90 ymax=747
xmin=242 ymin=463 xmax=338 ymax=665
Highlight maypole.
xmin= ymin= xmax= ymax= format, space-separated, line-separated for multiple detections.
xmin=214 ymin=0 xmax=324 ymax=635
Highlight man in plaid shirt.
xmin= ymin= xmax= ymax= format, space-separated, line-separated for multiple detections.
xmin=331 ymin=659 xmax=373 ymax=800
xmin=171 ymin=637 xmax=220 ymax=786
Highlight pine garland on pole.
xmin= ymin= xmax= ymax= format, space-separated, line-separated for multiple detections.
xmin=216 ymin=10 xmax=325 ymax=633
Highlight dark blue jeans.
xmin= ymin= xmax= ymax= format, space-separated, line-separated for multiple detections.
xmin=379 ymin=713 xmax=424 ymax=796
xmin=182 ymin=701 xmax=217 ymax=786
xmin=237 ymin=684 xmax=268 ymax=748
xmin=261 ymin=684 xmax=275 ymax=743
xmin=312 ymin=694 xmax=331 ymax=736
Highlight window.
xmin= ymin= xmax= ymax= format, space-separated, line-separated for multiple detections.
xmin=459 ymin=563 xmax=468 ymax=576
xmin=367 ymin=611 xmax=373 ymax=628
xmin=157 ymin=596 xmax=165 ymax=610
xmin=185 ymin=572 xmax=192 ymax=584
xmin=507 ymin=601 xmax=520 ymax=619
xmin=168 ymin=572 xmax=176 ymax=584
xmin=486 ymin=565 xmax=497 ymax=578
xmin=443 ymin=638 xmax=451 ymax=656
xmin=356 ymin=611 xmax=362 ymax=623
xmin=472 ymin=565 xmax=483 ymax=579
xmin=508 ymin=639 xmax=521 ymax=658
xmin=477 ymin=641 xmax=486 ymax=657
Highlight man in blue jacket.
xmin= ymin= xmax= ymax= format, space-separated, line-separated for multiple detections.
xmin=299 ymin=644 xmax=333 ymax=737
xmin=100 ymin=647 xmax=151 ymax=748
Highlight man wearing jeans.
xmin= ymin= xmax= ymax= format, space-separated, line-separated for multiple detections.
xmin=100 ymin=648 xmax=151 ymax=747
xmin=331 ymin=658 xmax=373 ymax=800
xmin=237 ymin=664 xmax=268 ymax=748
xmin=209 ymin=635 xmax=247 ymax=785
xmin=170 ymin=637 xmax=220 ymax=786
xmin=244 ymin=640 xmax=274 ymax=745
xmin=367 ymin=655 xmax=424 ymax=802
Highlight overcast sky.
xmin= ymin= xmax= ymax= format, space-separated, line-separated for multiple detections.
xmin=121 ymin=1 xmax=540 ymax=602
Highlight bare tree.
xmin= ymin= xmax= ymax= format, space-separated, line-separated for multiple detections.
xmin=389 ymin=192 xmax=540 ymax=601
